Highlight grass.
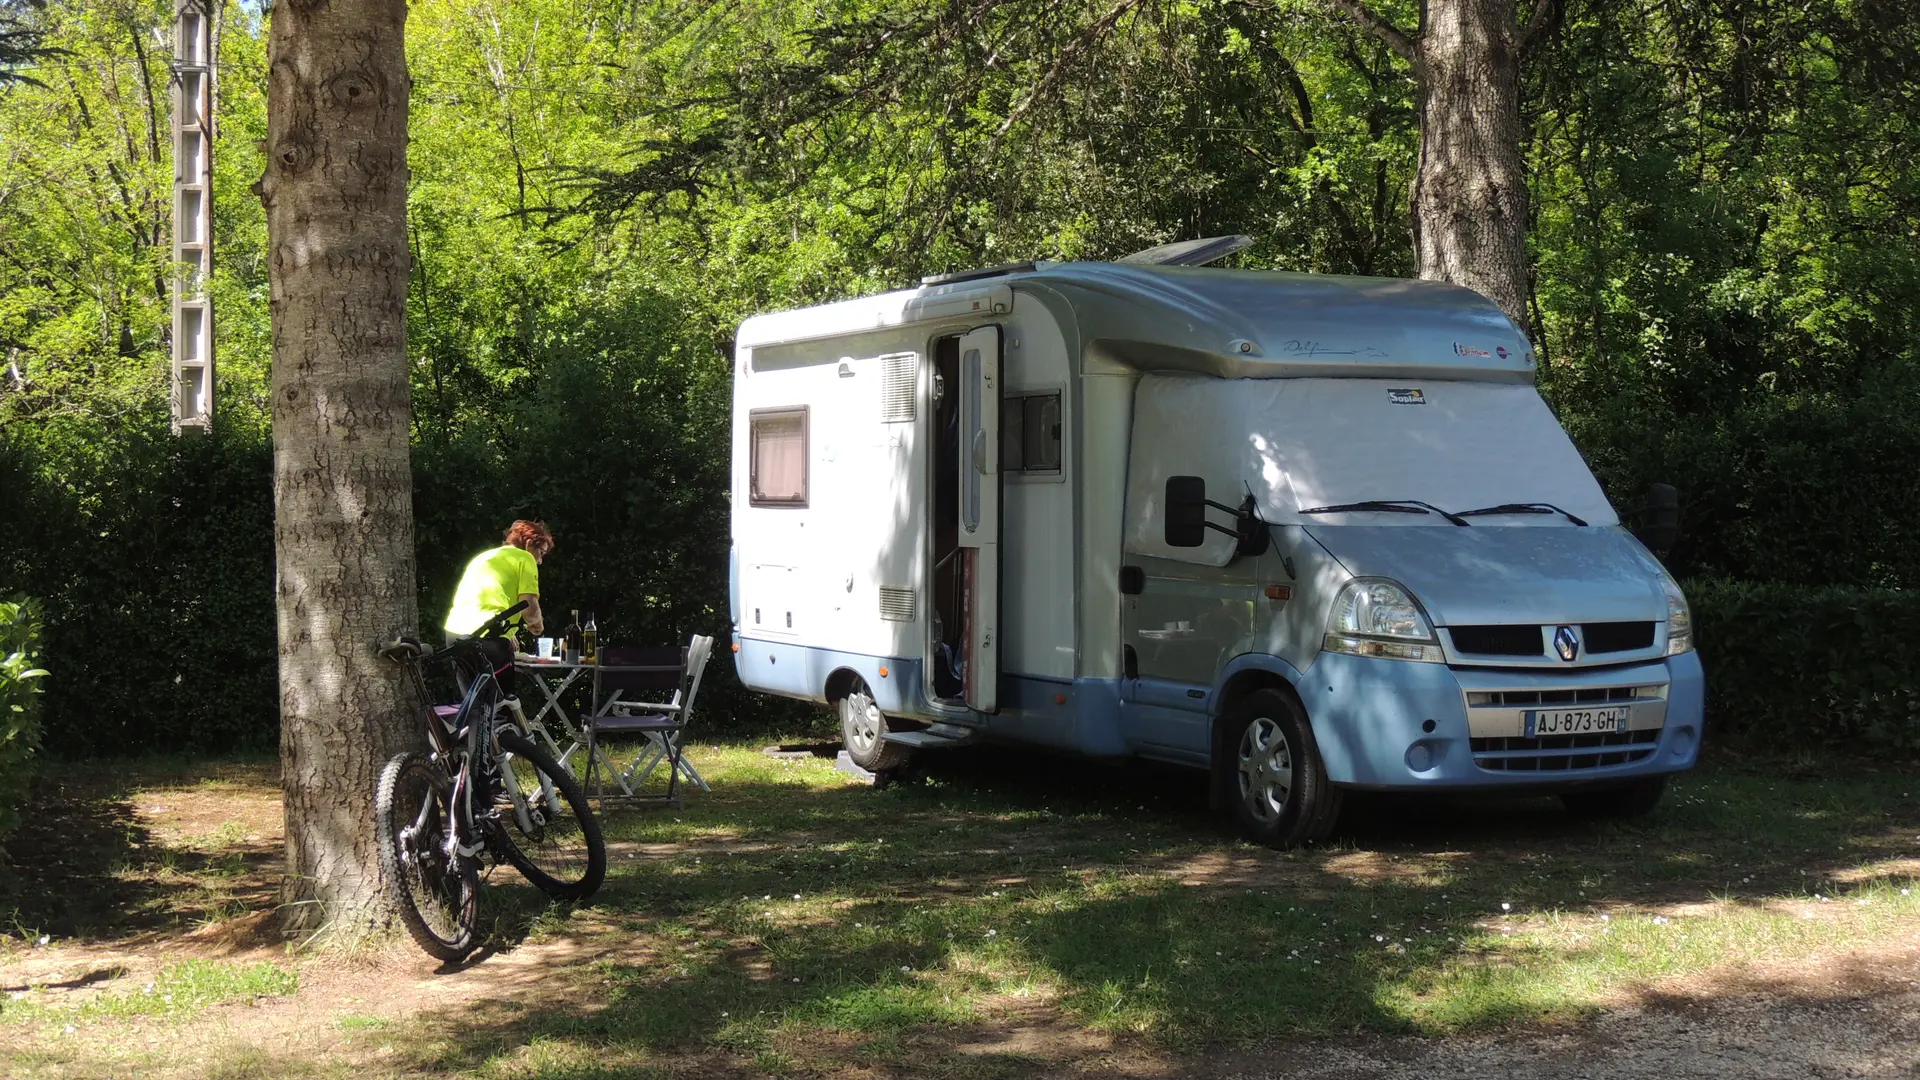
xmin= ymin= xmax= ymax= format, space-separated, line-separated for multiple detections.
xmin=2 ymin=740 xmax=1918 ymax=1078
xmin=1 ymin=959 xmax=298 ymax=1026
xmin=356 ymin=743 xmax=1920 ymax=1075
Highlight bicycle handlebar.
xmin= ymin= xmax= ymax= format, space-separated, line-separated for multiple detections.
xmin=379 ymin=599 xmax=531 ymax=665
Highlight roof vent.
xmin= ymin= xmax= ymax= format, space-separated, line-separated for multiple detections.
xmin=921 ymin=261 xmax=1036 ymax=286
xmin=1117 ymin=234 xmax=1254 ymax=267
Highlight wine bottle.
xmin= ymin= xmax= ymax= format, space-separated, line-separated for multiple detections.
xmin=582 ymin=612 xmax=598 ymax=665
xmin=565 ymin=609 xmax=582 ymax=662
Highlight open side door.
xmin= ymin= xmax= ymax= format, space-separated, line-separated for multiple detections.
xmin=956 ymin=325 xmax=1001 ymax=713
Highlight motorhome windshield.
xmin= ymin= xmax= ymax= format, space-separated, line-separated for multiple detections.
xmin=1125 ymin=375 xmax=1618 ymax=563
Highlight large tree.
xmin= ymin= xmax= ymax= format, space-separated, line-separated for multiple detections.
xmin=258 ymin=0 xmax=417 ymax=937
xmin=1326 ymin=0 xmax=1566 ymax=329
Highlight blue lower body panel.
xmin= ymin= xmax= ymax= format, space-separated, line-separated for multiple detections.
xmin=736 ymin=635 xmax=1705 ymax=792
xmin=735 ymin=637 xmax=926 ymax=717
xmin=1296 ymin=650 xmax=1704 ymax=790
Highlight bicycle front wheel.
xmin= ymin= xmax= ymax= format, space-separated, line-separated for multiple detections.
xmin=377 ymin=751 xmax=480 ymax=962
xmin=493 ymin=731 xmax=606 ymax=901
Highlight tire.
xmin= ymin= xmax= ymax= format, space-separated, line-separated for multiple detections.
xmin=839 ymin=683 xmax=914 ymax=772
xmin=377 ymin=752 xmax=480 ymax=962
xmin=1562 ymin=775 xmax=1667 ymax=819
xmin=491 ymin=731 xmax=607 ymax=901
xmin=1220 ymin=689 xmax=1343 ymax=849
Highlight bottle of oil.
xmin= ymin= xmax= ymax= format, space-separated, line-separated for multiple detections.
xmin=582 ymin=612 xmax=598 ymax=665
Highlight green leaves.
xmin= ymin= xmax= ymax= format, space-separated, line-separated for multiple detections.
xmin=1688 ymin=579 xmax=1920 ymax=754
xmin=0 ymin=594 xmax=45 ymax=846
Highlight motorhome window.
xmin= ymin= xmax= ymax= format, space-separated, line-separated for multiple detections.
xmin=749 ymin=407 xmax=808 ymax=506
xmin=999 ymin=392 xmax=1062 ymax=475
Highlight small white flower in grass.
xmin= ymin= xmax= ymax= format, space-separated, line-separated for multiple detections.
xmin=900 ymin=966 xmax=912 ymax=973
xmin=764 ymin=895 xmax=771 ymax=900
xmin=35 ymin=935 xmax=48 ymax=947
xmin=793 ymin=894 xmax=802 ymax=900
xmin=792 ymin=977 xmax=801 ymax=983
xmin=1903 ymin=889 xmax=1912 ymax=896
xmin=1374 ymin=935 xmax=1384 ymax=943
xmin=1500 ymin=902 xmax=1511 ymax=912
xmin=1652 ymin=916 xmax=1670 ymax=925
xmin=63 ymin=1025 xmax=75 ymax=1035
xmin=986 ymin=929 xmax=996 ymax=937
xmin=1600 ymin=914 xmax=1610 ymax=922
xmin=721 ymin=1011 xmax=728 ymax=1017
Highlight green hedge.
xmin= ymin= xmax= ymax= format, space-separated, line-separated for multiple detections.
xmin=0 ymin=300 xmax=810 ymax=757
xmin=0 ymin=597 xmax=47 ymax=849
xmin=1688 ymin=580 xmax=1920 ymax=753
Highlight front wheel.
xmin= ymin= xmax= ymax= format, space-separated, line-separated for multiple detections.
xmin=1220 ymin=689 xmax=1343 ymax=849
xmin=377 ymin=752 xmax=480 ymax=962
xmin=839 ymin=683 xmax=913 ymax=772
xmin=492 ymin=731 xmax=606 ymax=901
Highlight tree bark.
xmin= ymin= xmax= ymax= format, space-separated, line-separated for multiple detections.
xmin=1410 ymin=0 xmax=1532 ymax=330
xmin=1327 ymin=0 xmax=1563 ymax=332
xmin=260 ymin=0 xmax=416 ymax=939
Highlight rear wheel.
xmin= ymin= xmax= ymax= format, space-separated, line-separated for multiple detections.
xmin=376 ymin=752 xmax=479 ymax=962
xmin=1221 ymin=689 xmax=1343 ymax=849
xmin=1562 ymin=776 xmax=1667 ymax=819
xmin=492 ymin=731 xmax=607 ymax=901
xmin=840 ymin=683 xmax=913 ymax=772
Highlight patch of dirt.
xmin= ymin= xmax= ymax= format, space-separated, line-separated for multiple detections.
xmin=1214 ymin=987 xmax=1920 ymax=1080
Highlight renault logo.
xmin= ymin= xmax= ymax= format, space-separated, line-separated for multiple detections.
xmin=1553 ymin=626 xmax=1579 ymax=662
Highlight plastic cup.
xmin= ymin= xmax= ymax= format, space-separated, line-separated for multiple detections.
xmin=537 ymin=637 xmax=555 ymax=659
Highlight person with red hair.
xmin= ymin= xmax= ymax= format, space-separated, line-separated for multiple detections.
xmin=445 ymin=519 xmax=553 ymax=643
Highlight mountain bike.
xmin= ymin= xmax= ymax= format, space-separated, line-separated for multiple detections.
xmin=376 ymin=601 xmax=607 ymax=961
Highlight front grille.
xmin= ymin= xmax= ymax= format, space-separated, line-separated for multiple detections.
xmin=1448 ymin=625 xmax=1544 ymax=656
xmin=1583 ymin=621 xmax=1656 ymax=653
xmin=1472 ymin=728 xmax=1660 ymax=771
xmin=1466 ymin=685 xmax=1652 ymax=707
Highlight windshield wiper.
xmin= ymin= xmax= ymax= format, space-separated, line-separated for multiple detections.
xmin=1456 ymin=502 xmax=1589 ymax=527
xmin=1298 ymin=500 xmax=1470 ymax=526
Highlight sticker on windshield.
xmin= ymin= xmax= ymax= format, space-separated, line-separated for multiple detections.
xmin=1388 ymin=388 xmax=1426 ymax=405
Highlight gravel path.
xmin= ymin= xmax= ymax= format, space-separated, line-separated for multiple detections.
xmin=1226 ymin=990 xmax=1920 ymax=1080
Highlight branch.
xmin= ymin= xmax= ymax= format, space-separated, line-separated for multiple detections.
xmin=991 ymin=0 xmax=1146 ymax=144
xmin=1515 ymin=0 xmax=1567 ymax=60
xmin=1322 ymin=0 xmax=1416 ymax=62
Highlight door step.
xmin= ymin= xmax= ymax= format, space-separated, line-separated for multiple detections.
xmin=882 ymin=722 xmax=978 ymax=749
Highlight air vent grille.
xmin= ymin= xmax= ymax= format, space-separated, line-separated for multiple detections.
xmin=881 ymin=353 xmax=917 ymax=422
xmin=879 ymin=586 xmax=915 ymax=622
xmin=1448 ymin=625 xmax=1544 ymax=656
xmin=1583 ymin=621 xmax=1656 ymax=653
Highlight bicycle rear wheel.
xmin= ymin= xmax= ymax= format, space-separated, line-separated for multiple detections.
xmin=377 ymin=752 xmax=480 ymax=961
xmin=493 ymin=731 xmax=606 ymax=901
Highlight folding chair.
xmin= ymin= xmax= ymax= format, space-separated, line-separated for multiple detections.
xmin=587 ymin=635 xmax=713 ymax=805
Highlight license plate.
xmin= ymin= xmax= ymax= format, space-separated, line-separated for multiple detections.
xmin=1526 ymin=706 xmax=1631 ymax=737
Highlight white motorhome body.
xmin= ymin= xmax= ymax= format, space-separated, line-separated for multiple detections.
xmin=731 ymin=262 xmax=1704 ymax=843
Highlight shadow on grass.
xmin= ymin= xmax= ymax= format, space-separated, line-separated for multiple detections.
xmin=0 ymin=761 xmax=285 ymax=940
xmin=358 ymin=745 xmax=1920 ymax=1077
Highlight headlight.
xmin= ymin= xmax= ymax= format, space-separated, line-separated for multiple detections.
xmin=1324 ymin=579 xmax=1443 ymax=663
xmin=1660 ymin=574 xmax=1694 ymax=655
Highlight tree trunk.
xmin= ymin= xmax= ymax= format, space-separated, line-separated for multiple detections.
xmin=260 ymin=0 xmax=416 ymax=939
xmin=1410 ymin=0 xmax=1533 ymax=330
xmin=1326 ymin=0 xmax=1559 ymax=333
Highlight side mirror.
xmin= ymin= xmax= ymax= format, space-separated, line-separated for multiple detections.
xmin=1165 ymin=476 xmax=1210 ymax=548
xmin=1164 ymin=475 xmax=1271 ymax=556
xmin=1635 ymin=482 xmax=1681 ymax=555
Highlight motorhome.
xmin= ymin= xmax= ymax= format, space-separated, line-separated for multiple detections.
xmin=728 ymin=245 xmax=1702 ymax=846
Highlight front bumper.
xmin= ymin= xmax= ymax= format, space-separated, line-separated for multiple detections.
xmin=1295 ymin=649 xmax=1704 ymax=789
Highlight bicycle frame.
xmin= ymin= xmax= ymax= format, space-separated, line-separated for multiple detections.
xmin=395 ymin=641 xmax=565 ymax=854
